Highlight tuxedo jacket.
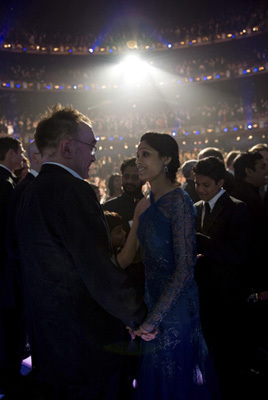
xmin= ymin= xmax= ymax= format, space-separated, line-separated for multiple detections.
xmin=5 ymin=172 xmax=36 ymax=306
xmin=0 ymin=166 xmax=17 ymax=301
xmin=17 ymin=164 xmax=147 ymax=387
xmin=231 ymin=179 xmax=268 ymax=290
xmin=0 ymin=166 xmax=16 ymax=252
xmin=194 ymin=191 xmax=250 ymax=302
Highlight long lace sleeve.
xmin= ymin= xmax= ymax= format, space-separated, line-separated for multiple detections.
xmin=141 ymin=191 xmax=197 ymax=332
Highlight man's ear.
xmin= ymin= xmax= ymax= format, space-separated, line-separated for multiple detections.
xmin=245 ymin=167 xmax=253 ymax=178
xmin=60 ymin=140 xmax=72 ymax=158
xmin=217 ymin=178 xmax=225 ymax=188
xmin=6 ymin=148 xmax=14 ymax=159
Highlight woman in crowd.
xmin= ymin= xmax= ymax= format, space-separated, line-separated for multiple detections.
xmin=106 ymin=172 xmax=123 ymax=200
xmin=118 ymin=132 xmax=220 ymax=400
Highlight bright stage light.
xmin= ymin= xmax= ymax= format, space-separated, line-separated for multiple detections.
xmin=114 ymin=55 xmax=149 ymax=85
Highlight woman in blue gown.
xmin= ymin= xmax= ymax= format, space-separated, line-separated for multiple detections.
xmin=118 ymin=132 xmax=221 ymax=400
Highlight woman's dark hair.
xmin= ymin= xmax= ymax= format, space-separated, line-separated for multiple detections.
xmin=140 ymin=132 xmax=180 ymax=183
xmin=107 ymin=173 xmax=121 ymax=197
xmin=193 ymin=156 xmax=226 ymax=183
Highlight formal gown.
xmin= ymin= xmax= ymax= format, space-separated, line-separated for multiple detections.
xmin=134 ymin=188 xmax=220 ymax=400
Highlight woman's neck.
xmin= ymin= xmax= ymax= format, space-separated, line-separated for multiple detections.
xmin=150 ymin=178 xmax=175 ymax=202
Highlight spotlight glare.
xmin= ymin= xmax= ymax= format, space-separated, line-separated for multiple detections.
xmin=116 ymin=55 xmax=149 ymax=85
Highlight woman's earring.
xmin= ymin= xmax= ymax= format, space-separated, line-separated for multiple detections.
xmin=163 ymin=165 xmax=169 ymax=173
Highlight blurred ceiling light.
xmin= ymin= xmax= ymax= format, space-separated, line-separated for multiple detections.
xmin=126 ymin=40 xmax=138 ymax=49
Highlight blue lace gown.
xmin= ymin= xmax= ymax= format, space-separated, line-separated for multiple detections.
xmin=134 ymin=188 xmax=221 ymax=400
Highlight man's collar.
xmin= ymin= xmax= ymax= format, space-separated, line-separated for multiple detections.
xmin=203 ymin=188 xmax=225 ymax=211
xmin=43 ymin=162 xmax=83 ymax=180
xmin=0 ymin=163 xmax=12 ymax=174
xmin=29 ymin=168 xmax=39 ymax=177
xmin=0 ymin=163 xmax=17 ymax=179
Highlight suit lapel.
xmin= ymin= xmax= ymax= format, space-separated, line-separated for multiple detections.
xmin=195 ymin=202 xmax=203 ymax=231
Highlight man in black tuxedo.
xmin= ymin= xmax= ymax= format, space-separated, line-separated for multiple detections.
xmin=16 ymin=105 xmax=147 ymax=400
xmin=3 ymin=140 xmax=44 ymax=396
xmin=231 ymin=151 xmax=268 ymax=389
xmin=0 ymin=136 xmax=24 ymax=395
xmin=193 ymin=156 xmax=250 ymax=399
xmin=197 ymin=146 xmax=235 ymax=194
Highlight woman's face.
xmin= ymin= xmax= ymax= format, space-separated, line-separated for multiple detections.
xmin=113 ymin=176 xmax=122 ymax=189
xmin=136 ymin=140 xmax=166 ymax=183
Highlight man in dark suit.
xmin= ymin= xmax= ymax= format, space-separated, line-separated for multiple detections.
xmin=103 ymin=157 xmax=144 ymax=233
xmin=197 ymin=146 xmax=235 ymax=194
xmin=0 ymin=136 xmax=24 ymax=395
xmin=193 ymin=156 xmax=250 ymax=399
xmin=231 ymin=151 xmax=268 ymax=389
xmin=16 ymin=105 xmax=147 ymax=400
xmin=231 ymin=151 xmax=268 ymax=290
xmin=3 ymin=140 xmax=44 ymax=397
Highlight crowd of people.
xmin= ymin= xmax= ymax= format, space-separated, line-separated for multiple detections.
xmin=1 ymin=1 xmax=267 ymax=52
xmin=1 ymin=40 xmax=267 ymax=86
xmin=1 ymin=94 xmax=268 ymax=143
xmin=0 ymin=104 xmax=267 ymax=400
xmin=0 ymin=2 xmax=268 ymax=399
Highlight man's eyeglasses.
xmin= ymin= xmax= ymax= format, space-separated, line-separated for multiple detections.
xmin=70 ymin=139 xmax=97 ymax=155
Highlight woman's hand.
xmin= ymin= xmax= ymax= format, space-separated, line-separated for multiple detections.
xmin=134 ymin=326 xmax=158 ymax=342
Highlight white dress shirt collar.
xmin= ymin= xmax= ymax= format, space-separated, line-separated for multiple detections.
xmin=29 ymin=168 xmax=39 ymax=178
xmin=0 ymin=163 xmax=12 ymax=174
xmin=43 ymin=162 xmax=83 ymax=180
xmin=203 ymin=188 xmax=225 ymax=212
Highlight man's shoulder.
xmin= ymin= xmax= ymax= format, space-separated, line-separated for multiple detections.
xmin=0 ymin=172 xmax=15 ymax=195
xmin=0 ymin=166 xmax=13 ymax=181
xmin=9 ymin=173 xmax=35 ymax=201
xmin=194 ymin=199 xmax=203 ymax=208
